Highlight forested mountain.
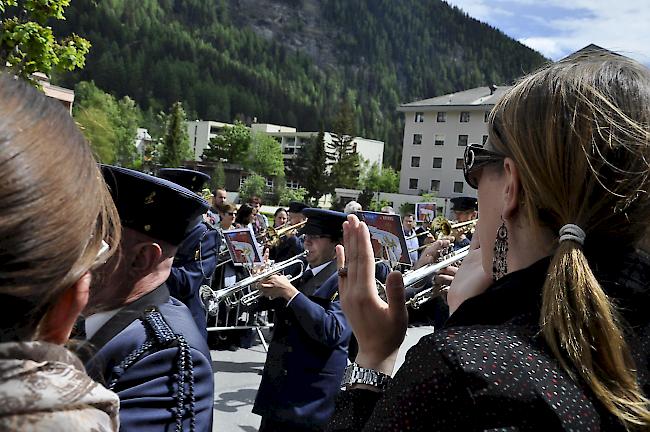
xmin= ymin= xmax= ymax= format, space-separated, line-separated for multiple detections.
xmin=56 ymin=0 xmax=547 ymax=167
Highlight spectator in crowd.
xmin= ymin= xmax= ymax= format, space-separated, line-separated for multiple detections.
xmin=250 ymin=195 xmax=269 ymax=237
xmin=0 ymin=73 xmax=120 ymax=431
xmin=343 ymin=200 xmax=362 ymax=214
xmin=235 ymin=203 xmax=255 ymax=229
xmin=330 ymin=51 xmax=650 ymax=431
xmin=402 ymin=213 xmax=419 ymax=265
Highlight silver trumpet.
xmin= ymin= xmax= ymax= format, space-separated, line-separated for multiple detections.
xmin=203 ymin=250 xmax=309 ymax=314
xmin=402 ymin=245 xmax=470 ymax=308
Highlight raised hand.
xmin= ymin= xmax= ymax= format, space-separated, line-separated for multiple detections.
xmin=336 ymin=214 xmax=408 ymax=375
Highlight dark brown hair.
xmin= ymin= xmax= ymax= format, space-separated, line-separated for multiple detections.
xmin=0 ymin=74 xmax=120 ymax=341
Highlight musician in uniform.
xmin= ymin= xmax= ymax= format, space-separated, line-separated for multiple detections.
xmin=269 ymin=201 xmax=309 ymax=265
xmin=81 ymin=166 xmax=214 ymax=432
xmin=449 ymin=196 xmax=478 ymax=248
xmin=158 ymin=168 xmax=221 ymax=339
xmin=252 ymin=208 xmax=351 ymax=432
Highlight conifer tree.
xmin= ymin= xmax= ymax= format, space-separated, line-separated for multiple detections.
xmin=160 ymin=102 xmax=191 ymax=167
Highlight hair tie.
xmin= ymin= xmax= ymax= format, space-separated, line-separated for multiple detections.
xmin=559 ymin=224 xmax=586 ymax=245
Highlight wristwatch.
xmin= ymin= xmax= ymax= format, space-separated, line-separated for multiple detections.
xmin=341 ymin=362 xmax=392 ymax=391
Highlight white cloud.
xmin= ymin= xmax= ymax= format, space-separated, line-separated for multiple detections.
xmin=444 ymin=0 xmax=650 ymax=64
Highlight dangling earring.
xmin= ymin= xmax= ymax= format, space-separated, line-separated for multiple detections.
xmin=493 ymin=220 xmax=508 ymax=280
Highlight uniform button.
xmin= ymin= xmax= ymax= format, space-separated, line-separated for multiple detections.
xmin=287 ymin=347 xmax=293 ymax=353
xmin=281 ymin=369 xmax=288 ymax=376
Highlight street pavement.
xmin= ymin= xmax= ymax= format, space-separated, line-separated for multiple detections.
xmin=211 ymin=325 xmax=436 ymax=432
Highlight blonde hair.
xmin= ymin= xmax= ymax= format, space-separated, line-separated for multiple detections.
xmin=0 ymin=74 xmax=121 ymax=341
xmin=490 ymin=50 xmax=650 ymax=428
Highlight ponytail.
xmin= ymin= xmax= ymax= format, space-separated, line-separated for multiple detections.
xmin=541 ymin=241 xmax=650 ymax=429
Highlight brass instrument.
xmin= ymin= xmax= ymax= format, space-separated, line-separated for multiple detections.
xmin=405 ymin=217 xmax=478 ymax=242
xmin=403 ymin=245 xmax=470 ymax=308
xmin=203 ymin=250 xmax=309 ymax=313
xmin=264 ymin=220 xmax=308 ymax=247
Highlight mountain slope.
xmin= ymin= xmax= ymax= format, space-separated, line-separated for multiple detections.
xmin=56 ymin=0 xmax=547 ymax=167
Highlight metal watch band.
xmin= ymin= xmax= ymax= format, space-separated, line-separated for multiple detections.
xmin=341 ymin=362 xmax=392 ymax=391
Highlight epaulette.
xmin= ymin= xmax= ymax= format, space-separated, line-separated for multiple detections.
xmin=107 ymin=307 xmax=197 ymax=432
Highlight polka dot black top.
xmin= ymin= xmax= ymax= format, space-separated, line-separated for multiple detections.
xmin=328 ymin=252 xmax=650 ymax=431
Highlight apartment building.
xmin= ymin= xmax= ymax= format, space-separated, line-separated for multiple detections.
xmin=397 ymin=85 xmax=511 ymax=198
xmin=186 ymin=120 xmax=234 ymax=161
xmin=188 ymin=120 xmax=384 ymax=188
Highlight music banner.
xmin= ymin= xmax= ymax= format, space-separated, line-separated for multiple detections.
xmin=222 ymin=227 xmax=262 ymax=266
xmin=415 ymin=202 xmax=436 ymax=223
xmin=358 ymin=211 xmax=411 ymax=265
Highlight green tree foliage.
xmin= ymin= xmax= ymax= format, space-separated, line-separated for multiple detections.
xmin=210 ymin=161 xmax=226 ymax=190
xmin=160 ymin=101 xmax=191 ymax=167
xmin=73 ymin=81 xmax=141 ymax=166
xmin=362 ymin=162 xmax=399 ymax=193
xmin=328 ymin=101 xmax=360 ymax=190
xmin=239 ymin=173 xmax=266 ymax=203
xmin=0 ymin=0 xmax=90 ymax=83
xmin=56 ymin=0 xmax=547 ymax=168
xmin=278 ymin=187 xmax=308 ymax=206
xmin=202 ymin=121 xmax=251 ymax=165
xmin=289 ymin=129 xmax=329 ymax=204
xmin=248 ymin=133 xmax=284 ymax=177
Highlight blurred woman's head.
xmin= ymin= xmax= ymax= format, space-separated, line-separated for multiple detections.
xmin=0 ymin=74 xmax=120 ymax=343
xmin=274 ymin=208 xmax=288 ymax=228
xmin=235 ymin=203 xmax=254 ymax=226
xmin=218 ymin=203 xmax=237 ymax=229
xmin=476 ymin=51 xmax=650 ymax=428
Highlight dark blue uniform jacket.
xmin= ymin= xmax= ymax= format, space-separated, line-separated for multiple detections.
xmin=83 ymin=285 xmax=214 ymax=432
xmin=253 ymin=260 xmax=351 ymax=428
xmin=167 ymin=221 xmax=221 ymax=339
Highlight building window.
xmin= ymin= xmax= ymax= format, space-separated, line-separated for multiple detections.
xmin=460 ymin=111 xmax=470 ymax=123
xmin=414 ymin=112 xmax=424 ymax=123
xmin=482 ymin=135 xmax=488 ymax=145
xmin=436 ymin=112 xmax=446 ymax=122
xmin=430 ymin=180 xmax=440 ymax=192
xmin=239 ymin=176 xmax=247 ymax=187
xmin=409 ymin=178 xmax=419 ymax=190
xmin=434 ymin=135 xmax=445 ymax=146
xmin=484 ymin=111 xmax=490 ymax=122
xmin=286 ymin=180 xmax=301 ymax=189
xmin=454 ymin=182 xmax=464 ymax=193
xmin=266 ymin=178 xmax=274 ymax=192
xmin=456 ymin=158 xmax=464 ymax=169
xmin=432 ymin=157 xmax=442 ymax=169
xmin=411 ymin=156 xmax=420 ymax=168
xmin=412 ymin=134 xmax=422 ymax=145
xmin=458 ymin=135 xmax=468 ymax=146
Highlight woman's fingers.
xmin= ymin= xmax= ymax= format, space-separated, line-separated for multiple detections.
xmin=336 ymin=244 xmax=346 ymax=292
xmin=384 ymin=271 xmax=406 ymax=310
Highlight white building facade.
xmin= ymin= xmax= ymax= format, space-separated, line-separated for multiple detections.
xmin=188 ymin=120 xmax=384 ymax=189
xmin=397 ymin=85 xmax=511 ymax=198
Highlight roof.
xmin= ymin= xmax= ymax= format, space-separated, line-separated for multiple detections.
xmin=398 ymin=85 xmax=512 ymax=112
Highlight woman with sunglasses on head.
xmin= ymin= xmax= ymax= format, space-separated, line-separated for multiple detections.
xmin=329 ymin=50 xmax=650 ymax=431
xmin=0 ymin=74 xmax=121 ymax=430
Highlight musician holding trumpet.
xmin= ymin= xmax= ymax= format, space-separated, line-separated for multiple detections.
xmin=253 ymin=208 xmax=353 ymax=432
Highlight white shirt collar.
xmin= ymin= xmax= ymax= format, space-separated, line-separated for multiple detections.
xmin=84 ymin=308 xmax=123 ymax=340
xmin=307 ymin=260 xmax=331 ymax=276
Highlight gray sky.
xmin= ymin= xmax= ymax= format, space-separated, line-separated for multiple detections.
xmin=444 ymin=0 xmax=650 ymax=64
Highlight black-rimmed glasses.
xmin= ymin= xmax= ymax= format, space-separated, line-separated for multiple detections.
xmin=463 ymin=143 xmax=506 ymax=189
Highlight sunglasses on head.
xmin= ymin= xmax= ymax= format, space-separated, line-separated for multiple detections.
xmin=463 ymin=143 xmax=506 ymax=189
